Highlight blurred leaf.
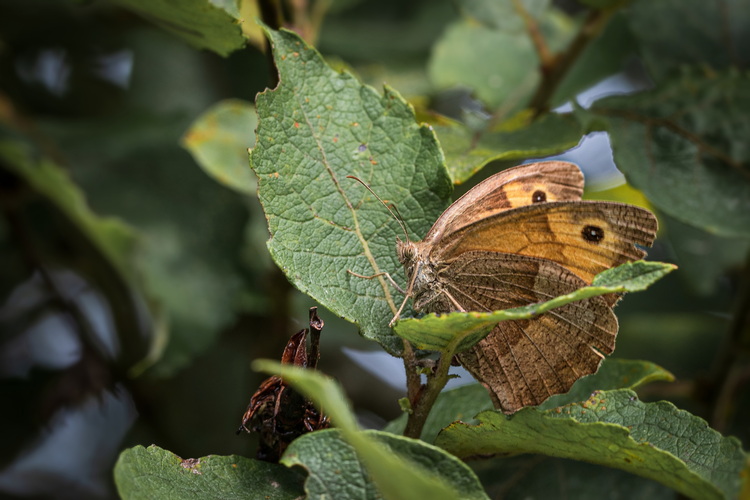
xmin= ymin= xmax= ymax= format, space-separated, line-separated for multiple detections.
xmin=660 ymin=213 xmax=750 ymax=295
xmin=238 ymin=0 xmax=265 ymax=50
xmin=577 ymin=0 xmax=623 ymax=8
xmin=428 ymin=0 xmax=574 ymax=113
xmin=255 ymin=361 xmax=487 ymax=500
xmin=0 ymin=140 xmax=137 ymax=280
xmin=393 ymin=261 xmax=676 ymax=353
xmin=436 ymin=389 xmax=748 ymax=500
xmin=249 ymin=26 xmax=452 ymax=354
xmin=431 ymin=113 xmax=584 ymax=183
xmin=110 ymin=0 xmax=246 ymax=56
xmin=182 ymin=99 xmax=257 ymax=195
xmin=42 ymin=111 xmax=249 ymax=377
xmin=428 ymin=19 xmax=538 ymax=112
xmin=587 ymin=69 xmax=750 ymax=237
xmin=114 ymin=445 xmax=305 ymax=499
xmin=284 ymin=429 xmax=490 ymax=500
xmin=0 ymin=139 xmax=149 ymax=367
xmin=627 ymin=0 xmax=750 ymax=81
xmin=458 ymin=0 xmax=550 ymax=31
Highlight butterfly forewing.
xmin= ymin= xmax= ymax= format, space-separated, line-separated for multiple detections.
xmin=423 ymin=161 xmax=584 ymax=242
xmin=435 ymin=201 xmax=657 ymax=283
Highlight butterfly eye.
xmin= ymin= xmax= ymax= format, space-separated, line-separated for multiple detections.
xmin=532 ymin=190 xmax=547 ymax=203
xmin=582 ymin=225 xmax=605 ymax=243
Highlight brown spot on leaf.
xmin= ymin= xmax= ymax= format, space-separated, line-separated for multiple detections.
xmin=180 ymin=458 xmax=201 ymax=474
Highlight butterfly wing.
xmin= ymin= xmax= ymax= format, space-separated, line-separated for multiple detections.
xmin=435 ymin=201 xmax=657 ymax=284
xmin=423 ymin=161 xmax=584 ymax=243
xmin=433 ymin=251 xmax=617 ymax=413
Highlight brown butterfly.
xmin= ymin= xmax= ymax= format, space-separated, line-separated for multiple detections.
xmin=395 ymin=161 xmax=658 ymax=413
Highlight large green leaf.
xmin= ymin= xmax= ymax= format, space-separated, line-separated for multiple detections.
xmin=182 ymin=99 xmax=258 ymax=195
xmin=436 ymin=389 xmax=748 ymax=500
xmin=393 ymin=261 xmax=675 ymax=353
xmin=110 ymin=0 xmax=246 ymax=56
xmin=114 ymin=445 xmax=305 ymax=499
xmin=254 ymin=361 xmax=488 ymax=500
xmin=587 ymin=70 xmax=750 ymax=237
xmin=249 ymin=26 xmax=452 ymax=353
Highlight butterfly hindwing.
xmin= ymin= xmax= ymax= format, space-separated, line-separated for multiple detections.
xmin=436 ymin=251 xmax=617 ymax=412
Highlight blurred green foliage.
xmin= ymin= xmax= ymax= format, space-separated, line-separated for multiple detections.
xmin=1 ymin=0 xmax=749 ymax=499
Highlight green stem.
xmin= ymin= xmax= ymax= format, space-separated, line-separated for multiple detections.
xmin=402 ymin=336 xmax=463 ymax=439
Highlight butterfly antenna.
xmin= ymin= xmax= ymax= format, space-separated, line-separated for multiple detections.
xmin=347 ymin=176 xmax=410 ymax=241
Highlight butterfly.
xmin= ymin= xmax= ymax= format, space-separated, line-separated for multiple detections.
xmin=395 ymin=161 xmax=658 ymax=413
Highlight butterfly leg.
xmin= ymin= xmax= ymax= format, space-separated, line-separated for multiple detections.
xmin=346 ymin=269 xmax=405 ymax=294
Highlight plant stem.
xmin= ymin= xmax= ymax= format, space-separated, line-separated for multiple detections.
xmin=402 ymin=337 xmax=462 ymax=439
xmin=526 ymin=7 xmax=617 ymax=117
xmin=708 ymin=250 xmax=750 ymax=431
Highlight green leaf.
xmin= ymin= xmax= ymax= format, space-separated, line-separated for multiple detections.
xmin=428 ymin=19 xmax=538 ymax=112
xmin=476 ymin=455 xmax=674 ymax=498
xmin=109 ymin=0 xmax=246 ymax=56
xmin=588 ymin=69 xmax=750 ymax=237
xmin=537 ymin=358 xmax=674 ymax=409
xmin=428 ymin=0 xmax=574 ymax=113
xmin=283 ymin=429 xmax=490 ymax=500
xmin=114 ymin=445 xmax=305 ymax=500
xmin=435 ymin=389 xmax=748 ymax=500
xmin=249 ymin=26 xmax=452 ymax=353
xmin=253 ymin=360 xmax=487 ymax=500
xmin=458 ymin=0 xmax=550 ymax=31
xmin=393 ymin=261 xmax=676 ymax=353
xmin=385 ymin=358 xmax=672 ymax=443
xmin=626 ymin=0 xmax=750 ymax=82
xmin=182 ymin=99 xmax=258 ymax=195
xmin=432 ymin=113 xmax=584 ymax=184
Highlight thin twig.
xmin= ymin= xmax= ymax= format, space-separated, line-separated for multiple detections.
xmin=527 ymin=8 xmax=616 ymax=117
xmin=708 ymin=249 xmax=750 ymax=431
xmin=512 ymin=0 xmax=553 ymax=67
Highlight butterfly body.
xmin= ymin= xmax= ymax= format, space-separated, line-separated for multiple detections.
xmin=396 ymin=161 xmax=658 ymax=413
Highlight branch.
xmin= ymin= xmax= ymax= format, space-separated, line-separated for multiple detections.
xmin=527 ymin=8 xmax=617 ymax=117
xmin=708 ymin=249 xmax=750 ymax=431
